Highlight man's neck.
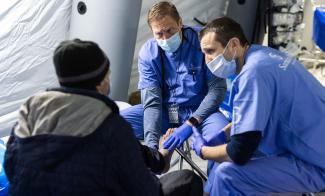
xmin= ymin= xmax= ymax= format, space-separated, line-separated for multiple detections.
xmin=236 ymin=44 xmax=250 ymax=74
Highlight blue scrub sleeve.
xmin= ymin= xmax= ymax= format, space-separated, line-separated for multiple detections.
xmin=192 ymin=77 xmax=226 ymax=120
xmin=231 ymin=71 xmax=273 ymax=136
xmin=141 ymin=87 xmax=163 ymax=149
xmin=138 ymin=52 xmax=160 ymax=89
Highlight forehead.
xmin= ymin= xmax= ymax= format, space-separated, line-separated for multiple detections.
xmin=150 ymin=15 xmax=178 ymax=32
xmin=200 ymin=32 xmax=222 ymax=49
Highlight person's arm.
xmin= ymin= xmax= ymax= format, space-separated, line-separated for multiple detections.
xmin=192 ymin=126 xmax=261 ymax=165
xmin=163 ymin=78 xmax=227 ymax=151
xmin=223 ymin=122 xmax=232 ymax=141
xmin=139 ymin=142 xmax=164 ymax=172
xmin=226 ymin=131 xmax=261 ymax=165
xmin=139 ymin=144 xmax=173 ymax=174
xmin=108 ymin=115 xmax=161 ymax=196
xmin=140 ymin=128 xmax=175 ymax=174
xmin=198 ymin=66 xmax=273 ymax=165
xmin=201 ymin=144 xmax=231 ymax=162
xmin=202 ymin=131 xmax=261 ymax=165
xmin=191 ymin=77 xmax=227 ymax=123
xmin=138 ymin=45 xmax=163 ymax=150
xmin=142 ymin=87 xmax=162 ymax=150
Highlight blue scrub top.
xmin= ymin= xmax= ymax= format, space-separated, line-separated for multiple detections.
xmin=230 ymin=45 xmax=325 ymax=169
xmin=138 ymin=26 xmax=216 ymax=107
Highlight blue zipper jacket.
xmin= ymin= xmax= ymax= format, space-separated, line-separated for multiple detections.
xmin=4 ymin=88 xmax=161 ymax=196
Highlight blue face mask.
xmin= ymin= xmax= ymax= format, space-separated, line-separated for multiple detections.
xmin=207 ymin=41 xmax=237 ymax=78
xmin=156 ymin=31 xmax=182 ymax=53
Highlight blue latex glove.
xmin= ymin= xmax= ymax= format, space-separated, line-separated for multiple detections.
xmin=191 ymin=127 xmax=207 ymax=158
xmin=163 ymin=123 xmax=192 ymax=151
xmin=204 ymin=129 xmax=227 ymax=146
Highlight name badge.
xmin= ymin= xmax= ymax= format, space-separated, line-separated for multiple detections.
xmin=168 ymin=104 xmax=179 ymax=124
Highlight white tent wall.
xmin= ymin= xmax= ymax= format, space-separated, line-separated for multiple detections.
xmin=69 ymin=0 xmax=142 ymax=102
xmin=0 ymin=0 xmax=71 ymax=136
xmin=0 ymin=0 xmax=226 ymax=136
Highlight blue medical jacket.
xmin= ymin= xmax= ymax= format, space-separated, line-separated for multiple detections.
xmin=138 ymin=26 xmax=216 ymax=108
xmin=230 ymin=45 xmax=325 ymax=169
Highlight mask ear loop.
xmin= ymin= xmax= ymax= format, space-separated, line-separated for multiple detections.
xmin=232 ymin=50 xmax=237 ymax=61
xmin=178 ymin=21 xmax=183 ymax=40
xmin=221 ymin=39 xmax=231 ymax=58
xmin=223 ymin=38 xmax=237 ymax=61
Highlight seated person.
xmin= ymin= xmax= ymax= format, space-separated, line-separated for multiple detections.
xmin=142 ymin=129 xmax=203 ymax=196
xmin=121 ymin=1 xmax=228 ymax=152
xmin=191 ymin=17 xmax=325 ymax=195
xmin=4 ymin=39 xmax=202 ymax=196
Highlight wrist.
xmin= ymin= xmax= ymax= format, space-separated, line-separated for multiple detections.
xmin=179 ymin=123 xmax=193 ymax=138
xmin=188 ymin=116 xmax=200 ymax=127
xmin=200 ymin=146 xmax=207 ymax=160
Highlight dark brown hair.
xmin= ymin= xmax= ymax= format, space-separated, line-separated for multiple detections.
xmin=199 ymin=17 xmax=248 ymax=47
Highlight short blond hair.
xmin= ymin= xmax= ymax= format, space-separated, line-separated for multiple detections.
xmin=147 ymin=1 xmax=181 ymax=27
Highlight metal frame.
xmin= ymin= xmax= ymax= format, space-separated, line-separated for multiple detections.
xmin=169 ymin=140 xmax=208 ymax=181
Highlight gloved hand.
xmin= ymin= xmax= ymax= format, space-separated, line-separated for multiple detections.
xmin=163 ymin=122 xmax=192 ymax=151
xmin=191 ymin=127 xmax=207 ymax=159
xmin=204 ymin=129 xmax=227 ymax=146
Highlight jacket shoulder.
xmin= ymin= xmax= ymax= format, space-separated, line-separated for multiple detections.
xmin=139 ymin=39 xmax=159 ymax=61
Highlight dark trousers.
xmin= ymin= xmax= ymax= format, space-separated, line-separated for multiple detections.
xmin=159 ymin=169 xmax=203 ymax=196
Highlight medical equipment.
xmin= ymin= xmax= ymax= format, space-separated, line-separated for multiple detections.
xmin=313 ymin=7 xmax=325 ymax=52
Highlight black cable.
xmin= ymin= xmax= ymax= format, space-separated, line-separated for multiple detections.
xmin=193 ymin=17 xmax=206 ymax=26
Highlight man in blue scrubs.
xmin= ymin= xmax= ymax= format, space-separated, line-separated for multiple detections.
xmin=121 ymin=1 xmax=228 ymax=150
xmin=191 ymin=17 xmax=325 ymax=195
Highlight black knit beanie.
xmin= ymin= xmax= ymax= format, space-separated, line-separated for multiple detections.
xmin=53 ymin=39 xmax=109 ymax=90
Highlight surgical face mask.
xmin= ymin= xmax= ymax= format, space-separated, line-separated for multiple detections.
xmin=207 ymin=41 xmax=237 ymax=78
xmin=156 ymin=31 xmax=181 ymax=53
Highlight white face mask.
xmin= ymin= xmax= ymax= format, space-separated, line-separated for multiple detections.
xmin=156 ymin=31 xmax=181 ymax=53
xmin=207 ymin=41 xmax=237 ymax=78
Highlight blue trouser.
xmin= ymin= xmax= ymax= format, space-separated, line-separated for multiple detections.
xmin=120 ymin=104 xmax=229 ymax=149
xmin=205 ymin=154 xmax=325 ymax=195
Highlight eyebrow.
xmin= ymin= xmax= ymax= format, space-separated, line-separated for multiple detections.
xmin=154 ymin=27 xmax=173 ymax=34
xmin=202 ymin=47 xmax=216 ymax=53
xmin=201 ymin=46 xmax=213 ymax=50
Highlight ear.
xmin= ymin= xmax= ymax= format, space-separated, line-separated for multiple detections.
xmin=230 ymin=38 xmax=241 ymax=52
xmin=178 ymin=18 xmax=183 ymax=27
xmin=232 ymin=38 xmax=241 ymax=47
xmin=95 ymin=84 xmax=103 ymax=94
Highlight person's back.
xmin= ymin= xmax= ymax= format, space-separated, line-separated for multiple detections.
xmin=235 ymin=44 xmax=325 ymax=168
xmin=4 ymin=39 xmax=161 ymax=196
